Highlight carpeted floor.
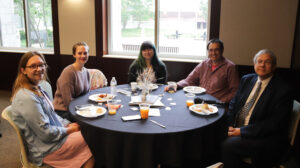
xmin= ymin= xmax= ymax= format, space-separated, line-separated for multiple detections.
xmin=0 ymin=90 xmax=22 ymax=168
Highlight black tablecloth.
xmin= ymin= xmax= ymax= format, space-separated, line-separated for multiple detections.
xmin=69 ymin=84 xmax=227 ymax=168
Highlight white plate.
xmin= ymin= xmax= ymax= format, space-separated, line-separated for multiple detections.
xmin=183 ymin=86 xmax=206 ymax=94
xmin=89 ymin=93 xmax=115 ymax=102
xmin=76 ymin=106 xmax=106 ymax=118
xmin=189 ymin=104 xmax=218 ymax=115
xmin=137 ymin=84 xmax=158 ymax=90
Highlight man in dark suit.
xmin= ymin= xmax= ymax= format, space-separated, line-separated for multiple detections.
xmin=222 ymin=49 xmax=293 ymax=168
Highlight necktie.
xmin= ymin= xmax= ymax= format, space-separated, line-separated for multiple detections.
xmin=235 ymin=81 xmax=262 ymax=127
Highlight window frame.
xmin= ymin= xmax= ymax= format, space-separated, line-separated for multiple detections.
xmin=0 ymin=0 xmax=56 ymax=54
xmin=98 ymin=0 xmax=221 ymax=62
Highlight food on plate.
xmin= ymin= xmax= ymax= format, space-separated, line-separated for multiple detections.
xmin=202 ymin=104 xmax=209 ymax=110
xmin=98 ymin=93 xmax=107 ymax=98
xmin=97 ymin=94 xmax=108 ymax=101
xmin=193 ymin=104 xmax=213 ymax=113
xmin=97 ymin=94 xmax=106 ymax=101
xmin=96 ymin=108 xmax=104 ymax=114
xmin=95 ymin=94 xmax=114 ymax=102
xmin=193 ymin=107 xmax=203 ymax=112
xmin=78 ymin=110 xmax=88 ymax=115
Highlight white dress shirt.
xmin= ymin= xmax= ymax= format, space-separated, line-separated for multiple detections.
xmin=244 ymin=76 xmax=272 ymax=125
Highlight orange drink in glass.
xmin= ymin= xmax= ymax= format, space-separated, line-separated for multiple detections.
xmin=139 ymin=103 xmax=150 ymax=119
xmin=185 ymin=93 xmax=195 ymax=107
xmin=107 ymin=100 xmax=118 ymax=115
xmin=108 ymin=108 xmax=117 ymax=115
xmin=186 ymin=100 xmax=194 ymax=107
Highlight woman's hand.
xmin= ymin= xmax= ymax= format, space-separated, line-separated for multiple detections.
xmin=66 ymin=123 xmax=80 ymax=134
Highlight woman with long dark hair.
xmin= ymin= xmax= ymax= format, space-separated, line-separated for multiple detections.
xmin=128 ymin=41 xmax=167 ymax=84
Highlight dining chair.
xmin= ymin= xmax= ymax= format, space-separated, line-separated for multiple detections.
xmin=243 ymin=100 xmax=300 ymax=167
xmin=88 ymin=69 xmax=107 ymax=90
xmin=289 ymin=100 xmax=300 ymax=146
xmin=206 ymin=162 xmax=224 ymax=168
xmin=1 ymin=106 xmax=52 ymax=168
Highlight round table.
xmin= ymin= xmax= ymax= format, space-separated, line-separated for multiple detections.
xmin=69 ymin=84 xmax=227 ymax=168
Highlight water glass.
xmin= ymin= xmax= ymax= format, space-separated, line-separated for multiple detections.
xmin=130 ymin=82 xmax=138 ymax=93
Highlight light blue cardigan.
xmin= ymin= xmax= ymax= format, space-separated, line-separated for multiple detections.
xmin=11 ymin=87 xmax=70 ymax=166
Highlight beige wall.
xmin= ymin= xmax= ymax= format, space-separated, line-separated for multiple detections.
xmin=220 ymin=0 xmax=298 ymax=68
xmin=57 ymin=0 xmax=298 ymax=66
xmin=58 ymin=0 xmax=96 ymax=56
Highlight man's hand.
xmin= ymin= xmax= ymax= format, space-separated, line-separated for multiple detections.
xmin=164 ymin=86 xmax=170 ymax=92
xmin=228 ymin=126 xmax=241 ymax=137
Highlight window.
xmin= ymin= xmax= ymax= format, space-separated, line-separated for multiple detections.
xmin=108 ymin=0 xmax=209 ymax=60
xmin=0 ymin=0 xmax=53 ymax=52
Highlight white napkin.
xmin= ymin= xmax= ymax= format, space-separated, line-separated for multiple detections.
xmin=165 ymin=107 xmax=171 ymax=110
xmin=129 ymin=97 xmax=164 ymax=107
xmin=149 ymin=108 xmax=160 ymax=116
xmin=117 ymin=89 xmax=131 ymax=95
xmin=122 ymin=115 xmax=141 ymax=121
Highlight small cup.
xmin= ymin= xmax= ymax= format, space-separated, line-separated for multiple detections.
xmin=130 ymin=82 xmax=138 ymax=93
xmin=139 ymin=103 xmax=150 ymax=119
xmin=185 ymin=93 xmax=195 ymax=107
xmin=167 ymin=81 xmax=177 ymax=93
xmin=107 ymin=99 xmax=118 ymax=115
xmin=186 ymin=100 xmax=194 ymax=107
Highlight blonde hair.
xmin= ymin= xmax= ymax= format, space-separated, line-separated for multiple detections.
xmin=11 ymin=51 xmax=48 ymax=101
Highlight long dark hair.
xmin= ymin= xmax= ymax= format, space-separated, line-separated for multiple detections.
xmin=133 ymin=41 xmax=163 ymax=71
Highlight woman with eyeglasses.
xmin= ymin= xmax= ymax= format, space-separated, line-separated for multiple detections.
xmin=128 ymin=41 xmax=167 ymax=84
xmin=10 ymin=51 xmax=95 ymax=168
xmin=53 ymin=42 xmax=90 ymax=121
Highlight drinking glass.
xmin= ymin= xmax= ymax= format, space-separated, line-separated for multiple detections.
xmin=130 ymin=82 xmax=138 ymax=93
xmin=167 ymin=81 xmax=177 ymax=93
xmin=139 ymin=103 xmax=150 ymax=119
xmin=107 ymin=99 xmax=118 ymax=115
xmin=185 ymin=93 xmax=195 ymax=107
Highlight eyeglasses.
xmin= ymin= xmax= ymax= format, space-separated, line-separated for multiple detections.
xmin=208 ymin=48 xmax=221 ymax=53
xmin=256 ymin=60 xmax=273 ymax=66
xmin=25 ymin=63 xmax=47 ymax=70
